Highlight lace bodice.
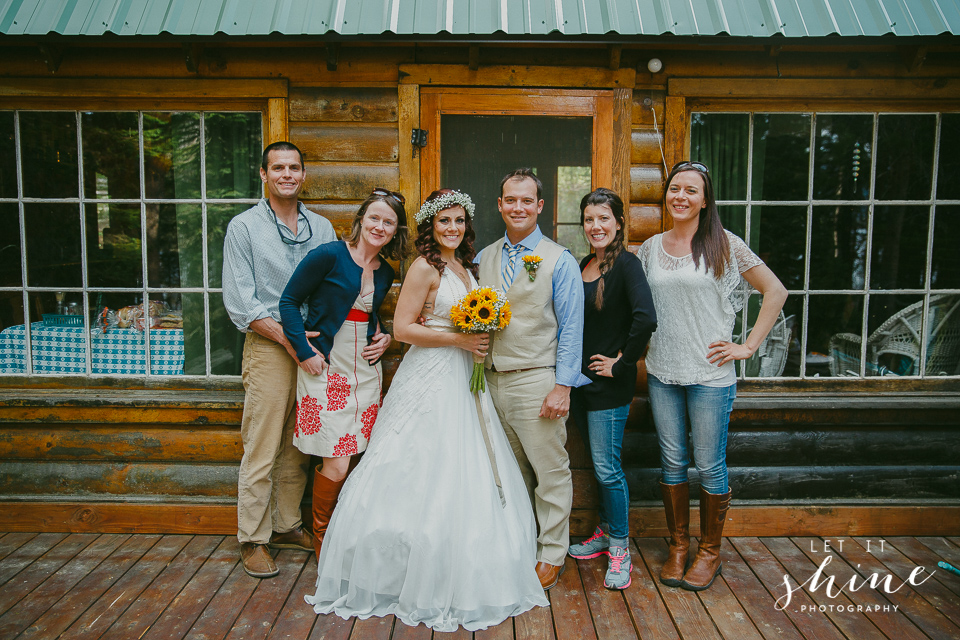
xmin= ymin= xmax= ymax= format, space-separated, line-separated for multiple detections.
xmin=636 ymin=230 xmax=763 ymax=385
xmin=423 ymin=267 xmax=475 ymax=331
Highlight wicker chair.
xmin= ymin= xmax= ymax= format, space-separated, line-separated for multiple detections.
xmin=744 ymin=311 xmax=793 ymax=377
xmin=829 ymin=294 xmax=960 ymax=376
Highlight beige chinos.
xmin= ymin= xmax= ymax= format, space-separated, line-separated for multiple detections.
xmin=237 ymin=332 xmax=310 ymax=544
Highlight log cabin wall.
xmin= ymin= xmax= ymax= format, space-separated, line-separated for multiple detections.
xmin=0 ymin=41 xmax=958 ymax=535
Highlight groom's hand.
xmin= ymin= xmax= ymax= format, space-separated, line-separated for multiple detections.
xmin=539 ymin=384 xmax=571 ymax=420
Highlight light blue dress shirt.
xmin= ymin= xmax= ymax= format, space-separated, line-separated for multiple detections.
xmin=477 ymin=226 xmax=591 ymax=388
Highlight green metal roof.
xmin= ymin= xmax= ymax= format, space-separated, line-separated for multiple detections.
xmin=1 ymin=0 xmax=958 ymax=38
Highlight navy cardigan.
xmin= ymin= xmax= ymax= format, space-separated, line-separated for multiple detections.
xmin=279 ymin=241 xmax=395 ymax=364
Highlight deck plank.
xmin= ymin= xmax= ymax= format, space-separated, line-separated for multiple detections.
xmin=475 ymin=617 xmax=514 ymax=640
xmin=142 ymin=537 xmax=240 ymax=640
xmin=575 ymin=553 xmax=638 ymax=640
xmin=98 ymin=535 xmax=222 ymax=640
xmin=0 ymin=532 xmax=68 ymax=586
xmin=728 ymin=538 xmax=845 ymax=640
xmin=842 ymin=537 xmax=960 ymax=636
xmin=634 ymin=538 xmax=722 ymax=640
xmin=58 ymin=534 xmax=192 ymax=640
xmin=0 ymin=533 xmax=126 ymax=638
xmin=433 ymin=625 xmax=472 ymax=639
xmin=622 ymin=538 xmax=680 ymax=640
xmin=792 ymin=537 xmax=934 ymax=640
xmin=308 ymin=610 xmax=355 ymax=640
xmin=265 ymin=550 xmax=320 ymax=640
xmin=0 ymin=533 xmax=98 ymax=616
xmin=223 ymin=549 xmax=310 ymax=640
xmin=886 ymin=537 xmax=960 ymax=598
xmin=513 ymin=598 xmax=556 ymax=640
xmin=761 ymin=538 xmax=887 ymax=640
xmin=692 ymin=546 xmax=765 ymax=640
xmin=715 ymin=539 xmax=803 ymax=640
xmin=183 ymin=558 xmax=262 ymax=640
xmin=349 ymin=614 xmax=395 ymax=639
xmin=0 ymin=532 xmax=38 ymax=563
xmin=550 ymin=555 xmax=598 ymax=640
xmin=17 ymin=534 xmax=161 ymax=640
xmin=387 ymin=618 xmax=432 ymax=639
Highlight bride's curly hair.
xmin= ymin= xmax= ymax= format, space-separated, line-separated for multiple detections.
xmin=415 ymin=188 xmax=479 ymax=279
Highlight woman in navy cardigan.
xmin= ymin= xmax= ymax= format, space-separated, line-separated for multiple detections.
xmin=279 ymin=188 xmax=409 ymax=555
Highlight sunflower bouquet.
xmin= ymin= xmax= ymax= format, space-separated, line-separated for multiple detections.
xmin=449 ymin=287 xmax=512 ymax=392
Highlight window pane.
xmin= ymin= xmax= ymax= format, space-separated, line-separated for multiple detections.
xmin=0 ymin=203 xmax=21 ymax=287
xmin=809 ymin=206 xmax=868 ymax=290
xmin=742 ymin=294 xmax=802 ymax=377
xmin=556 ymin=224 xmax=588 ymax=262
xmin=690 ymin=113 xmax=748 ymax=201
xmin=27 ymin=291 xmax=88 ymax=374
xmin=20 ymin=112 xmax=78 ymax=199
xmin=926 ymin=294 xmax=960 ymax=376
xmin=143 ymin=112 xmax=201 ymax=199
xmin=870 ymin=206 xmax=929 ymax=290
xmin=937 ymin=114 xmax=960 ymax=199
xmin=875 ymin=115 xmax=936 ymax=201
xmin=752 ymin=114 xmax=811 ymax=201
xmin=814 ymin=114 xmax=873 ymax=200
xmin=867 ymin=294 xmax=924 ymax=375
xmin=207 ymin=203 xmax=249 ymax=288
xmin=0 ymin=112 xmax=16 ymax=198
xmin=24 ymin=203 xmax=82 ymax=287
xmin=808 ymin=294 xmax=864 ymax=377
xmin=147 ymin=203 xmax=202 ymax=288
xmin=754 ymin=206 xmax=806 ymax=290
xmin=210 ymin=291 xmax=243 ymax=375
xmin=931 ymin=205 xmax=960 ymax=289
xmin=556 ymin=166 xmax=591 ymax=223
xmin=145 ymin=292 xmax=192 ymax=375
xmin=85 ymin=203 xmax=142 ymax=288
xmin=82 ymin=112 xmax=140 ymax=200
xmin=718 ymin=205 xmax=745 ymax=239
xmin=204 ymin=113 xmax=262 ymax=199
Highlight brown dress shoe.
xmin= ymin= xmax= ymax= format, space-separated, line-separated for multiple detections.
xmin=680 ymin=488 xmax=731 ymax=591
xmin=659 ymin=481 xmax=690 ymax=587
xmin=269 ymin=527 xmax=314 ymax=552
xmin=535 ymin=561 xmax=565 ymax=590
xmin=240 ymin=542 xmax=279 ymax=578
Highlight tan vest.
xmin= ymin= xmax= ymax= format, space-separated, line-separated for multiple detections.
xmin=479 ymin=236 xmax=566 ymax=371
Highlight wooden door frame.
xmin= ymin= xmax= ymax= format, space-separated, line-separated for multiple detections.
xmin=418 ymin=87 xmax=625 ymax=219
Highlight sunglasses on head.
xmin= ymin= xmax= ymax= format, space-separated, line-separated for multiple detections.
xmin=372 ymin=188 xmax=406 ymax=206
xmin=671 ymin=161 xmax=710 ymax=174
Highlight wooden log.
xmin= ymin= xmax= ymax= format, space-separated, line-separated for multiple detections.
xmin=632 ymin=90 xmax=665 ymax=126
xmin=630 ymin=165 xmax=664 ymax=203
xmin=628 ymin=204 xmax=662 ymax=241
xmin=303 ymin=202 xmax=358 ymax=238
xmin=669 ymin=77 xmax=960 ymax=100
xmin=289 ymin=87 xmax=398 ymax=123
xmin=664 ymin=95 xmax=687 ymax=171
xmin=300 ymin=163 xmax=400 ymax=200
xmin=612 ymin=87 xmax=633 ymax=202
xmin=292 ymin=123 xmax=399 ymax=163
xmin=0 ymin=78 xmax=288 ymax=99
xmin=632 ymin=128 xmax=665 ymax=165
xmin=399 ymin=64 xmax=635 ymax=89
xmin=266 ymin=98 xmax=287 ymax=146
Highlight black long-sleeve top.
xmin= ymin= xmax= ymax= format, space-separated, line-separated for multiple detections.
xmin=573 ymin=250 xmax=657 ymax=411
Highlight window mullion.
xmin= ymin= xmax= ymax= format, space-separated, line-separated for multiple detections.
xmin=860 ymin=113 xmax=881 ymax=378
xmin=76 ymin=111 xmax=94 ymax=376
xmin=920 ymin=114 xmax=943 ymax=377
xmin=14 ymin=111 xmax=33 ymax=375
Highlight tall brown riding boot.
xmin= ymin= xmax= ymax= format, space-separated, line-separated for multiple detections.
xmin=312 ymin=468 xmax=345 ymax=556
xmin=680 ymin=487 xmax=731 ymax=591
xmin=659 ymin=481 xmax=690 ymax=587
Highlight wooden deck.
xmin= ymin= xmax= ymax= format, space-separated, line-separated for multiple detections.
xmin=0 ymin=533 xmax=958 ymax=640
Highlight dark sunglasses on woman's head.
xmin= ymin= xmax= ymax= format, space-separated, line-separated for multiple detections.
xmin=671 ymin=161 xmax=710 ymax=174
xmin=372 ymin=188 xmax=405 ymax=206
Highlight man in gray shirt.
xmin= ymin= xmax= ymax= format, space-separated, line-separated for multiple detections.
xmin=222 ymin=141 xmax=389 ymax=578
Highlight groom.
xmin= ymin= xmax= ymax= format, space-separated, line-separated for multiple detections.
xmin=478 ymin=168 xmax=590 ymax=590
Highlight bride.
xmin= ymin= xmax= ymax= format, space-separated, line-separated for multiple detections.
xmin=305 ymin=189 xmax=548 ymax=631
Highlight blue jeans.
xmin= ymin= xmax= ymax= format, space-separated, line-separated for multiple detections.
xmin=571 ymin=399 xmax=631 ymax=539
xmin=647 ymin=374 xmax=736 ymax=495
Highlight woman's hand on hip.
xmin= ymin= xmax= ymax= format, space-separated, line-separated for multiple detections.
xmin=707 ymin=341 xmax=753 ymax=366
xmin=362 ymin=330 xmax=391 ymax=363
xmin=588 ymin=353 xmax=620 ymax=378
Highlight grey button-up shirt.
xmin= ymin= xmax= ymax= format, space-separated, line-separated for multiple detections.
xmin=222 ymin=198 xmax=336 ymax=332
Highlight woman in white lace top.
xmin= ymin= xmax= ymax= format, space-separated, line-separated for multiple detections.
xmin=636 ymin=161 xmax=787 ymax=592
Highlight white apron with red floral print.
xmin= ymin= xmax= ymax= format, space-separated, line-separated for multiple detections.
xmin=294 ymin=281 xmax=382 ymax=457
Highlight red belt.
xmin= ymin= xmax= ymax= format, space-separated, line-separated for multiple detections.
xmin=346 ymin=309 xmax=370 ymax=322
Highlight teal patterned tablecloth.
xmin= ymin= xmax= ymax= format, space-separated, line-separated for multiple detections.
xmin=0 ymin=322 xmax=185 ymax=375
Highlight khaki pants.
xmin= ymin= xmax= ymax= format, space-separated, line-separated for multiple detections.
xmin=487 ymin=368 xmax=572 ymax=566
xmin=237 ymin=332 xmax=310 ymax=544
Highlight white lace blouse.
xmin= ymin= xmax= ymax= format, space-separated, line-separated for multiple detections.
xmin=636 ymin=230 xmax=763 ymax=386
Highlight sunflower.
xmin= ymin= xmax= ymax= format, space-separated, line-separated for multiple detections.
xmin=479 ymin=287 xmax=497 ymax=302
xmin=499 ymin=300 xmax=512 ymax=326
xmin=474 ymin=301 xmax=495 ymax=323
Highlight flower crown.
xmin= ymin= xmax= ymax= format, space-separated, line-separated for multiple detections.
xmin=414 ymin=191 xmax=476 ymax=225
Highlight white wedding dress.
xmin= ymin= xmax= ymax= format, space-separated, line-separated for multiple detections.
xmin=306 ymin=267 xmax=548 ymax=632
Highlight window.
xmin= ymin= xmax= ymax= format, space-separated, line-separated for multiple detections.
xmin=0 ymin=110 xmax=262 ymax=377
xmin=691 ymin=112 xmax=960 ymax=379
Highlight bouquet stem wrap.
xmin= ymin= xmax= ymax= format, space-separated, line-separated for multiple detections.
xmin=470 ymin=354 xmax=486 ymax=393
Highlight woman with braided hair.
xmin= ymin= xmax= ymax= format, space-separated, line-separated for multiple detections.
xmin=566 ymin=188 xmax=657 ymax=589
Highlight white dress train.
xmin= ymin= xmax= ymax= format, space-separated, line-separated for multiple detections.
xmin=306 ymin=267 xmax=548 ymax=632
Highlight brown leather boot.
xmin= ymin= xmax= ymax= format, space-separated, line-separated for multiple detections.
xmin=312 ymin=468 xmax=345 ymax=556
xmin=680 ymin=487 xmax=731 ymax=591
xmin=659 ymin=481 xmax=689 ymax=587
